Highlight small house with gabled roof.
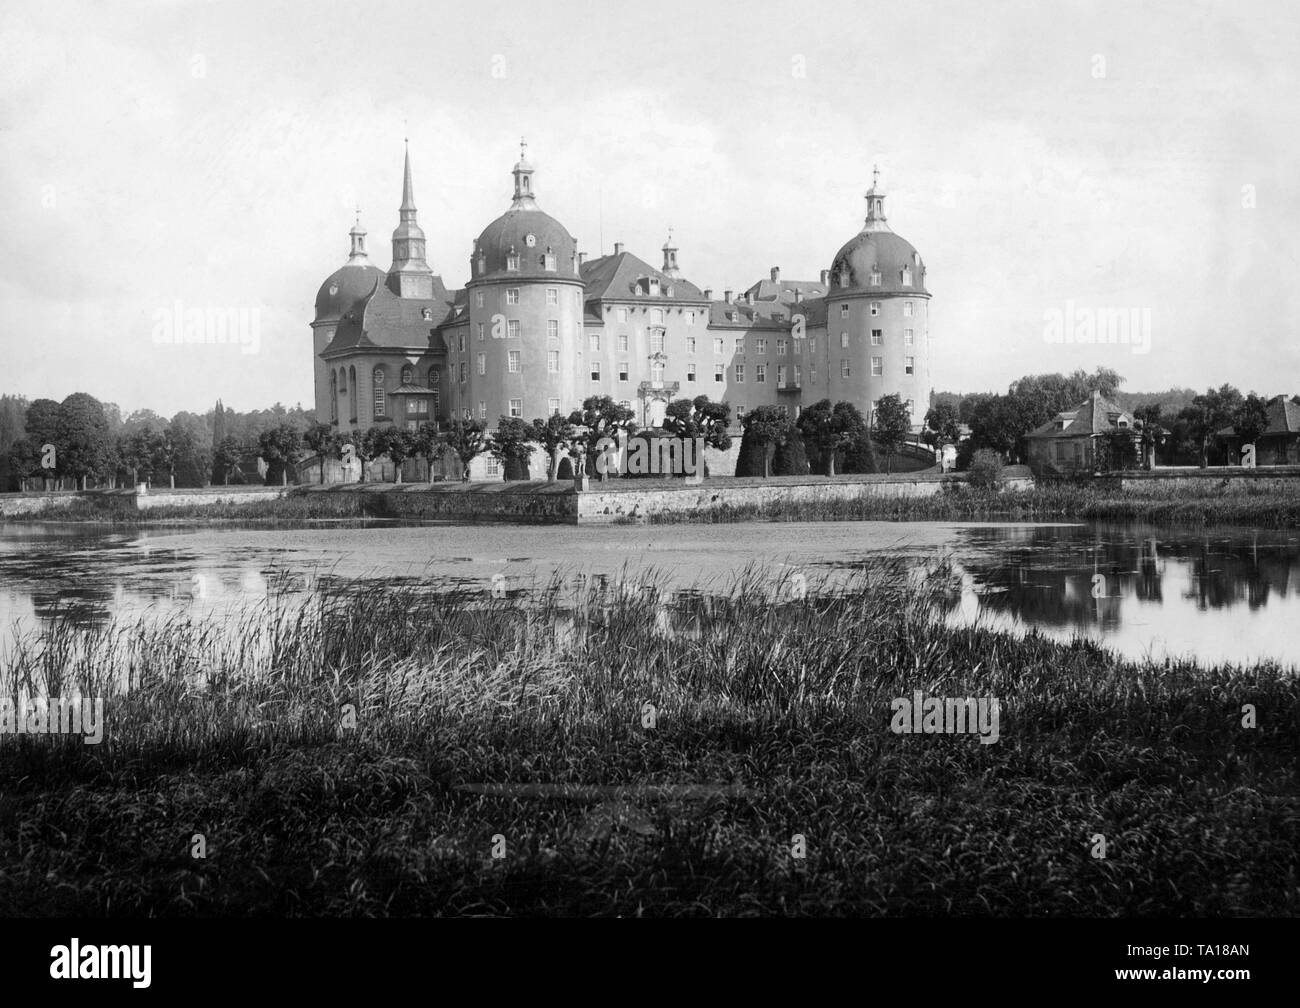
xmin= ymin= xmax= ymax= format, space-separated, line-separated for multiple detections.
xmin=1026 ymin=390 xmax=1139 ymax=476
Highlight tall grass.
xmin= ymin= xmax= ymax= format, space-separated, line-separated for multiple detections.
xmin=0 ymin=561 xmax=1296 ymax=916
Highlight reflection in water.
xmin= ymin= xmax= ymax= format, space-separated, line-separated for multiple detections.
xmin=2 ymin=519 xmax=1300 ymax=668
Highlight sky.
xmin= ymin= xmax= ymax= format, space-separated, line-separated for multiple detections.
xmin=1 ymin=0 xmax=1297 ymax=417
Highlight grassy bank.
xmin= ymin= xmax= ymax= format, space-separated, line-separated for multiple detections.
xmin=1 ymin=562 xmax=1295 ymax=916
xmin=638 ymin=483 xmax=1300 ymax=528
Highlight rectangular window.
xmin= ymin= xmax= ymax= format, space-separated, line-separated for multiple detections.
xmin=756 ymin=339 xmax=767 ymax=355
xmin=687 ymin=363 xmax=696 ymax=382
xmin=713 ymin=338 xmax=724 ymax=355
xmin=735 ymin=338 xmax=744 ymax=353
xmin=485 ymin=456 xmax=500 ymax=476
xmin=904 ymin=328 xmax=914 ymax=345
xmin=870 ymin=269 xmax=881 ymax=286
xmin=546 ymin=288 xmax=558 ymax=305
xmin=871 ymin=356 xmax=883 ymax=376
xmin=547 ymin=320 xmax=558 ymax=340
xmin=589 ymin=333 xmax=600 ymax=352
xmin=905 ymin=356 xmax=915 ymax=375
xmin=903 ymin=301 xmax=914 ymax=317
xmin=618 ymin=333 xmax=629 ymax=353
xmin=458 ymin=333 xmax=466 ymax=352
xmin=507 ymin=254 xmax=519 ymax=271
xmin=840 ymin=304 xmax=849 ymax=318
xmin=902 ymin=267 xmax=912 ymax=286
xmin=477 ymin=352 xmax=486 ymax=375
xmin=616 ymin=308 xmax=627 ymax=323
xmin=840 ymin=332 xmax=849 ymax=348
xmin=810 ymin=368 xmax=817 ymax=384
xmin=687 ymin=336 xmax=696 ymax=353
xmin=458 ymin=363 xmax=467 ymax=383
xmin=714 ymin=364 xmax=724 ymax=383
xmin=841 ymin=359 xmax=851 ymax=378
xmin=777 ymin=364 xmax=787 ymax=387
xmin=476 ymin=291 xmax=485 ymax=308
xmin=475 ymin=400 xmax=487 ymax=421
xmin=871 ymin=329 xmax=882 ymax=345
xmin=651 ymin=309 xmax=663 ymax=324
xmin=870 ymin=302 xmax=881 ymax=316
xmin=509 ymin=398 xmax=523 ymax=417
xmin=651 ymin=361 xmax=665 ymax=384
xmin=756 ymin=364 xmax=766 ymax=383
xmin=735 ymin=364 xmax=745 ymax=383
xmin=650 ymin=331 xmax=664 ymax=354
xmin=591 ymin=361 xmax=601 ymax=381
xmin=619 ymin=362 xmax=629 ymax=382
xmin=777 ymin=339 xmax=787 ymax=355
xmin=620 ymin=399 xmax=632 ymax=410
xmin=809 ymin=338 xmax=816 ymax=354
xmin=794 ymin=365 xmax=801 ymax=386
xmin=507 ymin=320 xmax=521 ymax=339
xmin=548 ymin=397 xmax=561 ymax=415
xmin=544 ymin=254 xmax=556 ymax=271
xmin=685 ymin=311 xmax=695 ymax=325
xmin=548 ymin=350 xmax=560 ymax=373
xmin=508 ymin=350 xmax=520 ymax=373
xmin=736 ymin=405 xmax=746 ymax=420
xmin=477 ymin=323 xmax=485 ymax=341
xmin=506 ymin=289 xmax=520 ymax=305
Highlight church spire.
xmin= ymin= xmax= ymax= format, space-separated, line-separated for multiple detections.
xmin=389 ymin=139 xmax=434 ymax=298
xmin=346 ymin=208 xmax=368 ymax=264
xmin=863 ymin=163 xmax=890 ymax=232
xmin=511 ymin=137 xmax=538 ymax=210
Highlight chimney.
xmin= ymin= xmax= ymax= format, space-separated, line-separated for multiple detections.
xmin=770 ymin=266 xmax=780 ymax=282
xmin=794 ymin=289 xmax=803 ymax=303
xmin=744 ymin=291 xmax=754 ymax=305
xmin=820 ymin=269 xmax=830 ymax=285
xmin=724 ymin=289 xmax=734 ymax=304
xmin=578 ymin=252 xmax=587 ymax=267
xmin=613 ymin=242 xmax=624 ymax=255
xmin=703 ymin=287 xmax=713 ymax=300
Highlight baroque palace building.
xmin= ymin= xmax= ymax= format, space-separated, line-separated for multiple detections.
xmin=312 ymin=142 xmax=932 ymax=475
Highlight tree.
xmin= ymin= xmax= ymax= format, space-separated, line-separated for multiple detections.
xmin=444 ymin=419 xmax=487 ymax=480
xmin=381 ymin=427 xmax=417 ymax=483
xmin=568 ymin=396 xmax=637 ymax=481
xmin=1179 ymin=384 xmax=1242 ymax=467
xmin=531 ymin=413 xmax=576 ymax=481
xmin=210 ymin=399 xmax=227 ymax=483
xmin=5 ymin=437 xmax=42 ymax=491
xmin=303 ymin=421 xmax=334 ymax=483
xmin=923 ymin=401 xmax=961 ymax=448
xmin=120 ymin=425 xmax=162 ymax=485
xmin=211 ymin=436 xmax=241 ymax=485
xmin=872 ymin=393 xmax=913 ymax=474
xmin=55 ymin=393 xmax=113 ymax=490
xmin=739 ymin=405 xmax=793 ymax=478
xmin=257 ymin=422 xmax=302 ymax=486
xmin=412 ymin=423 xmax=447 ymax=481
xmin=662 ymin=395 xmax=732 ymax=451
xmin=843 ymin=429 xmax=880 ymax=474
xmin=796 ymin=399 xmax=863 ymax=477
xmin=488 ymin=417 xmax=537 ymax=480
xmin=772 ymin=426 xmax=811 ymax=476
xmin=1232 ymin=393 xmax=1271 ymax=453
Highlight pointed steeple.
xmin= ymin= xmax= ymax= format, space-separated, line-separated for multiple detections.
xmin=661 ymin=226 xmax=680 ymax=278
xmin=346 ymin=208 xmax=369 ymax=264
xmin=511 ymin=137 xmax=538 ymax=210
xmin=389 ymin=139 xmax=434 ymax=298
xmin=863 ymin=163 xmax=890 ymax=232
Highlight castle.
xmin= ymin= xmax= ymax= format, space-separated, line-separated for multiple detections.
xmin=311 ymin=142 xmax=932 ymax=477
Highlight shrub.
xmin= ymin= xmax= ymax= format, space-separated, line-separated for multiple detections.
xmin=967 ymin=448 xmax=1004 ymax=489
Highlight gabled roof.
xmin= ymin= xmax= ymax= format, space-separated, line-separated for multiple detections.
xmin=323 ymin=274 xmax=455 ymax=355
xmin=743 ymin=277 xmax=830 ymax=303
xmin=580 ymin=250 xmax=705 ymax=302
xmin=1027 ymin=391 xmax=1135 ymax=439
xmin=1264 ymin=395 xmax=1300 ymax=436
xmin=705 ymin=301 xmax=792 ymax=330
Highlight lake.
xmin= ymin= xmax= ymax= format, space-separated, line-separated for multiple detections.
xmin=2 ymin=518 xmax=1299 ymax=668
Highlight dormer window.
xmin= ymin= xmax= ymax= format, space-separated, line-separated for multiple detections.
xmin=901 ymin=266 xmax=913 ymax=286
xmin=506 ymin=247 xmax=520 ymax=271
xmin=544 ymin=247 xmax=556 ymax=271
xmin=649 ymin=277 xmax=660 ymax=295
xmin=870 ymin=268 xmax=882 ymax=286
xmin=666 ymin=285 xmax=674 ymax=298
xmin=838 ymin=269 xmax=850 ymax=287
xmin=476 ymin=254 xmax=486 ymax=275
xmin=422 ymin=308 xmax=433 ymax=321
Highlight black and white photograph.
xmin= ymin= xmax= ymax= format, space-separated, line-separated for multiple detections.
xmin=0 ymin=0 xmax=1293 ymax=986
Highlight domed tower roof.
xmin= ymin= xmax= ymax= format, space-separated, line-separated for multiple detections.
xmin=828 ymin=166 xmax=929 ymax=296
xmin=470 ymin=140 xmax=579 ymax=283
xmin=315 ymin=211 xmax=384 ymax=322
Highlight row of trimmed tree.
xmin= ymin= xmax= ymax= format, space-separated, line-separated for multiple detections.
xmin=734 ymin=394 xmax=915 ymax=477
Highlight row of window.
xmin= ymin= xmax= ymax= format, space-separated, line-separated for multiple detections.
xmin=843 ymin=301 xmax=916 ymax=318
xmin=832 ymin=267 xmax=915 ymax=288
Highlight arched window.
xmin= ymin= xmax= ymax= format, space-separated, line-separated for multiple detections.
xmin=401 ymin=365 xmax=413 ymax=386
xmin=330 ymin=372 xmax=338 ymax=422
xmin=373 ymin=366 xmax=386 ymax=419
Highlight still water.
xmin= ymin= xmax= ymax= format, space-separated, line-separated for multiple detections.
xmin=2 ymin=519 xmax=1299 ymax=668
